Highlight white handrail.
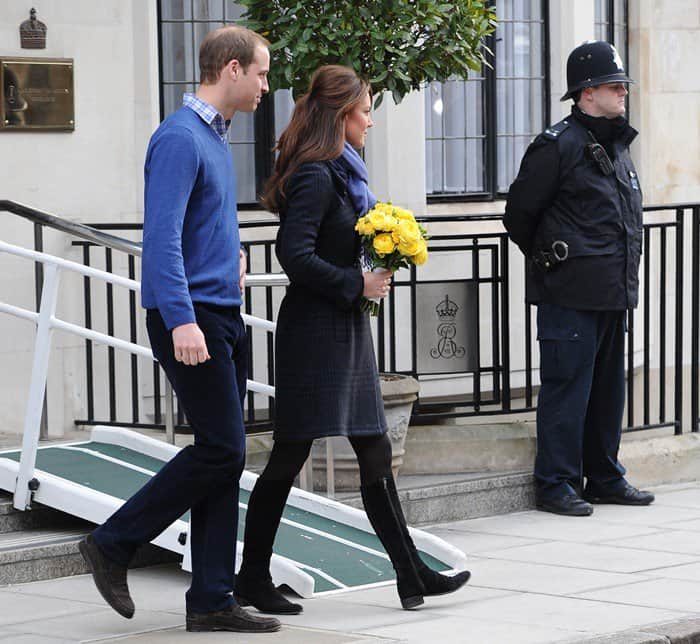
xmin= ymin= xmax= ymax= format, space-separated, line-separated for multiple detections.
xmin=0 ymin=238 xmax=277 ymax=342
xmin=0 ymin=238 xmax=278 ymax=509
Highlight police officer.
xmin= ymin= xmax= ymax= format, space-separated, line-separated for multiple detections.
xmin=504 ymin=41 xmax=655 ymax=516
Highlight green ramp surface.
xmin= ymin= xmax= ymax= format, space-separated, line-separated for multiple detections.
xmin=1 ymin=442 xmax=449 ymax=592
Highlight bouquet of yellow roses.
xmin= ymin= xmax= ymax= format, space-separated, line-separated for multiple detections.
xmin=355 ymin=202 xmax=429 ymax=315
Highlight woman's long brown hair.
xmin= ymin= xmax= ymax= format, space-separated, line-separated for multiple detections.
xmin=261 ymin=65 xmax=370 ymax=213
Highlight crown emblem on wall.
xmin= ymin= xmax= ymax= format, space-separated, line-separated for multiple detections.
xmin=435 ymin=295 xmax=458 ymax=320
xmin=20 ymin=8 xmax=47 ymax=49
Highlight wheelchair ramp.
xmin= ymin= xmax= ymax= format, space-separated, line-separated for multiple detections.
xmin=0 ymin=427 xmax=468 ymax=597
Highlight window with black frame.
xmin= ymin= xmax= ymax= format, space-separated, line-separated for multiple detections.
xmin=594 ymin=0 xmax=629 ymax=114
xmin=595 ymin=0 xmax=629 ymax=56
xmin=425 ymin=0 xmax=548 ymax=200
xmin=158 ymin=0 xmax=294 ymax=206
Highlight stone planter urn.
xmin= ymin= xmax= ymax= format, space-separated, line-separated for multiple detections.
xmin=312 ymin=373 xmax=420 ymax=491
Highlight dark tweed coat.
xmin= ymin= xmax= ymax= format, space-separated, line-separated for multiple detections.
xmin=273 ymin=160 xmax=387 ymax=441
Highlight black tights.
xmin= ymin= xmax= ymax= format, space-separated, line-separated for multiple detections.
xmin=258 ymin=433 xmax=393 ymax=487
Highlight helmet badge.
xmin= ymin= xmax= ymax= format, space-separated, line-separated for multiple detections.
xmin=611 ymin=46 xmax=624 ymax=72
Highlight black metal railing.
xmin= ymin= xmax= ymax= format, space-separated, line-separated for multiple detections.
xmin=2 ymin=200 xmax=698 ymax=436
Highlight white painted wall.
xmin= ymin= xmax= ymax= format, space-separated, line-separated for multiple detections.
xmin=364 ymin=89 xmax=427 ymax=217
xmin=0 ymin=1 xmax=160 ymax=436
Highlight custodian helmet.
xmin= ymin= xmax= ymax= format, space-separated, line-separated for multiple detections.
xmin=560 ymin=40 xmax=634 ymax=101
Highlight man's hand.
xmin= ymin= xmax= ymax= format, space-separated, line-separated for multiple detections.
xmin=172 ymin=323 xmax=210 ymax=366
xmin=239 ymin=248 xmax=247 ymax=294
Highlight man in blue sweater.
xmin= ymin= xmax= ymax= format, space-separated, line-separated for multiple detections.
xmin=79 ymin=26 xmax=280 ymax=633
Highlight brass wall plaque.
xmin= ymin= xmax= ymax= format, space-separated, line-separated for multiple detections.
xmin=1 ymin=58 xmax=74 ymax=131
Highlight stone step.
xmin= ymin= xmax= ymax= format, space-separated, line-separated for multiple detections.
xmin=0 ymin=526 xmax=180 ymax=586
xmin=0 ymin=494 xmax=179 ymax=586
xmin=0 ymin=493 xmax=85 ymax=534
xmin=340 ymin=470 xmax=536 ymax=525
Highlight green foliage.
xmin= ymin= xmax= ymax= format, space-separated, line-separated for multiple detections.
xmin=237 ymin=0 xmax=496 ymax=106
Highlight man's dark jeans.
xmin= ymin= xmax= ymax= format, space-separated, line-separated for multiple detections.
xmin=93 ymin=303 xmax=247 ymax=613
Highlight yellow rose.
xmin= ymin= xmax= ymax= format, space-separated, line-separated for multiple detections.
xmin=368 ymin=210 xmax=397 ymax=232
xmin=394 ymin=207 xmax=415 ymax=222
xmin=373 ymin=233 xmax=396 ymax=256
xmin=412 ymin=239 xmax=428 ymax=265
xmin=355 ymin=216 xmax=374 ymax=236
xmin=392 ymin=219 xmax=421 ymax=256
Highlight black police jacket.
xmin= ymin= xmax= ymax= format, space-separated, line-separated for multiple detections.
xmin=503 ymin=111 xmax=642 ymax=311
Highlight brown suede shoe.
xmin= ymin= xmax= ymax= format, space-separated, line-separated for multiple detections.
xmin=186 ymin=604 xmax=281 ymax=633
xmin=78 ymin=534 xmax=134 ymax=619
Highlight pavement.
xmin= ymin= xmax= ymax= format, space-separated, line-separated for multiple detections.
xmin=1 ymin=482 xmax=699 ymax=644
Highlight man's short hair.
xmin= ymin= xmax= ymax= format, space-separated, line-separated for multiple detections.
xmin=199 ymin=26 xmax=269 ymax=84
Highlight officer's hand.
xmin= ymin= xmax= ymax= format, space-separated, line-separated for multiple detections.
xmin=172 ymin=323 xmax=210 ymax=366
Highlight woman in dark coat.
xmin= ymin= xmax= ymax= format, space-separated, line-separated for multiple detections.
xmin=234 ymin=65 xmax=470 ymax=614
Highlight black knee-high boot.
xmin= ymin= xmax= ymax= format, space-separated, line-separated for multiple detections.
xmin=361 ymin=477 xmax=426 ymax=609
xmin=361 ymin=476 xmax=471 ymax=610
xmin=235 ymin=478 xmax=303 ymax=614
xmin=384 ymin=476 xmax=470 ymax=596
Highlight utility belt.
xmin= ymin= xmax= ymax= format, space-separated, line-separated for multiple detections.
xmin=532 ymin=240 xmax=569 ymax=272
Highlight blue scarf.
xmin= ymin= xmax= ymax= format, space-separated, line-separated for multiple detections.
xmin=340 ymin=142 xmax=377 ymax=216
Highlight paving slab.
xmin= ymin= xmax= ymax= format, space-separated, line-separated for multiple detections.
xmin=651 ymin=487 xmax=700 ymax=508
xmin=566 ymin=632 xmax=668 ymax=644
xmin=423 ymin=592 xmax=689 ymax=634
xmin=0 ymin=635 xmax=75 ymax=644
xmin=11 ymin=564 xmax=187 ymax=614
xmin=0 ymin=589 xmax=95 ymax=627
xmin=458 ymin=557 xmax=652 ymax=595
xmin=424 ymin=525 xmax=545 ymax=553
xmin=5 ymin=608 xmax=183 ymax=642
xmin=257 ymin=592 xmax=443 ymax=632
xmin=664 ymin=517 xmax=700 ymax=532
xmin=643 ymin=560 xmax=700 ymax=582
xmin=363 ymin=613 xmax=594 ymax=644
xmin=588 ymin=502 xmax=700 ymax=527
xmin=106 ymin=625 xmax=390 ymax=643
xmin=323 ymin=581 xmax=513 ymax=612
xmin=576 ymin=577 xmax=700 ymax=613
xmin=476 ymin=539 xmax=699 ymax=574
xmin=600 ymin=529 xmax=700 ymax=556
xmin=437 ymin=511 xmax=664 ymax=544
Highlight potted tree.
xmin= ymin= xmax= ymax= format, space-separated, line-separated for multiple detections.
xmin=238 ymin=0 xmax=496 ymax=106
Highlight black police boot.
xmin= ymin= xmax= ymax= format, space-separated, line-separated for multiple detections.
xmin=583 ymin=479 xmax=655 ymax=506
xmin=536 ymin=493 xmax=594 ymax=517
xmin=382 ymin=476 xmax=471 ymax=598
xmin=235 ymin=478 xmax=303 ymax=615
xmin=362 ymin=477 xmax=470 ymax=609
xmin=79 ymin=534 xmax=135 ymax=619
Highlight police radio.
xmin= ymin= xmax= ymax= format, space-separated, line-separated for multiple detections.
xmin=585 ymin=131 xmax=615 ymax=176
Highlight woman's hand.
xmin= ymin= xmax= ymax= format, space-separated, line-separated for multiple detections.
xmin=363 ymin=269 xmax=392 ymax=299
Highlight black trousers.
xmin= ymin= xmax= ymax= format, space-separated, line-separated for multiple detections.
xmin=93 ymin=304 xmax=247 ymax=613
xmin=534 ymin=303 xmax=627 ymax=499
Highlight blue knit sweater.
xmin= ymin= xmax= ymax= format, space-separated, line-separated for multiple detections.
xmin=141 ymin=107 xmax=241 ymax=330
